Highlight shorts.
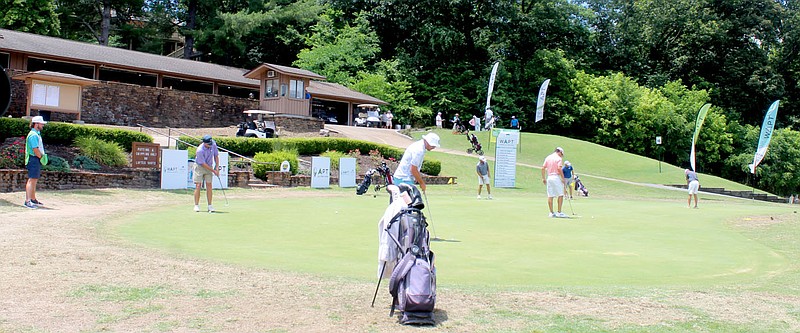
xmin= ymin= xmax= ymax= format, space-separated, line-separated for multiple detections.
xmin=688 ymin=180 xmax=700 ymax=195
xmin=392 ymin=176 xmax=414 ymax=186
xmin=546 ymin=175 xmax=565 ymax=198
xmin=565 ymin=177 xmax=575 ymax=187
xmin=478 ymin=174 xmax=490 ymax=185
xmin=193 ymin=164 xmax=214 ymax=184
xmin=27 ymin=156 xmax=41 ymax=179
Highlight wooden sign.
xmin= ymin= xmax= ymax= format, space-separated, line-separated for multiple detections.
xmin=131 ymin=142 xmax=161 ymax=168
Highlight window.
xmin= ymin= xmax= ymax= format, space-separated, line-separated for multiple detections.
xmin=0 ymin=53 xmax=9 ymax=69
xmin=289 ymin=79 xmax=304 ymax=99
xmin=264 ymin=79 xmax=279 ymax=98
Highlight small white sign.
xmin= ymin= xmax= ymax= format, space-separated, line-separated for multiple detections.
xmin=656 ymin=136 xmax=662 ymax=145
xmin=494 ymin=130 xmax=519 ymax=188
xmin=339 ymin=157 xmax=357 ymax=188
xmin=280 ymin=160 xmax=291 ymax=172
xmin=311 ymin=156 xmax=331 ymax=188
xmin=161 ymin=149 xmax=189 ymax=190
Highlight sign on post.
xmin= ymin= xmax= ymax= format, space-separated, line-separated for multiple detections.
xmin=132 ymin=142 xmax=161 ymax=168
xmin=493 ymin=129 xmax=520 ymax=188
xmin=311 ymin=156 xmax=331 ymax=188
xmin=339 ymin=157 xmax=357 ymax=187
xmin=161 ymin=149 xmax=188 ymax=189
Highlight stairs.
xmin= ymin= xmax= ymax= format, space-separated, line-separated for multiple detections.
xmin=666 ymin=185 xmax=787 ymax=203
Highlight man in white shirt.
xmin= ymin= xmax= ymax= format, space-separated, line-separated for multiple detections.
xmin=484 ymin=108 xmax=494 ymax=130
xmin=393 ymin=133 xmax=440 ymax=193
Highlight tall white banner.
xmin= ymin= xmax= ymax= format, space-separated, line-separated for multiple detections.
xmin=211 ymin=152 xmax=229 ymax=189
xmin=161 ymin=149 xmax=188 ymax=190
xmin=493 ymin=130 xmax=520 ymax=188
xmin=485 ymin=61 xmax=500 ymax=111
xmin=311 ymin=156 xmax=331 ymax=188
xmin=339 ymin=157 xmax=357 ymax=187
xmin=535 ymin=79 xmax=550 ymax=123
xmin=749 ymin=100 xmax=780 ymax=174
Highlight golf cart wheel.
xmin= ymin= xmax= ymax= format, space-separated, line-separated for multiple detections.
xmin=477 ymin=150 xmax=484 ymax=155
xmin=467 ymin=148 xmax=473 ymax=154
xmin=374 ymin=184 xmax=382 ymax=192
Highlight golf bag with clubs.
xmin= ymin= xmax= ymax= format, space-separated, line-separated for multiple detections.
xmin=356 ymin=162 xmax=393 ymax=195
xmin=466 ymin=132 xmax=483 ymax=155
xmin=383 ymin=184 xmax=436 ymax=325
xmin=574 ymin=175 xmax=589 ymax=196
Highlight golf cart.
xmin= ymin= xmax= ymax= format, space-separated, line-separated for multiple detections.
xmin=236 ymin=110 xmax=277 ymax=138
xmin=355 ymin=104 xmax=382 ymax=127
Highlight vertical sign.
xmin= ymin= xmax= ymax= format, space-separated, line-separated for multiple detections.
xmin=210 ymin=152 xmax=229 ymax=189
xmin=311 ymin=156 xmax=331 ymax=188
xmin=493 ymin=130 xmax=520 ymax=188
xmin=339 ymin=157 xmax=357 ymax=188
xmin=161 ymin=149 xmax=188 ymax=190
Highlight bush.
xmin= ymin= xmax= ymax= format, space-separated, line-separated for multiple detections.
xmin=252 ymin=150 xmax=299 ymax=180
xmin=72 ymin=155 xmax=102 ymax=171
xmin=421 ymin=159 xmax=441 ymax=176
xmin=42 ymin=155 xmax=70 ymax=172
xmin=0 ymin=118 xmax=152 ymax=151
xmin=75 ymin=136 xmax=128 ymax=167
xmin=0 ymin=137 xmax=26 ymax=169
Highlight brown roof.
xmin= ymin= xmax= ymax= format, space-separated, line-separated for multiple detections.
xmin=0 ymin=28 xmax=258 ymax=88
xmin=244 ymin=63 xmax=326 ymax=80
xmin=308 ymin=81 xmax=386 ymax=105
xmin=13 ymin=70 xmax=99 ymax=86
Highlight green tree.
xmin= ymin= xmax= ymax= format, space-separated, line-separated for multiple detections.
xmin=0 ymin=0 xmax=60 ymax=36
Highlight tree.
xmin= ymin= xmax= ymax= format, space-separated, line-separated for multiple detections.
xmin=0 ymin=0 xmax=61 ymax=36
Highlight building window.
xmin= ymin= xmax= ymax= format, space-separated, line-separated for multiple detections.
xmin=264 ymin=79 xmax=279 ymax=98
xmin=289 ymin=79 xmax=304 ymax=99
xmin=0 ymin=53 xmax=9 ymax=69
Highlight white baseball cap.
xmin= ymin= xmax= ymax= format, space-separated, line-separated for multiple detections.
xmin=422 ymin=133 xmax=440 ymax=147
xmin=31 ymin=116 xmax=47 ymax=124
xmin=556 ymin=147 xmax=564 ymax=154
xmin=565 ymin=160 xmax=571 ymax=166
xmin=479 ymin=156 xmax=486 ymax=162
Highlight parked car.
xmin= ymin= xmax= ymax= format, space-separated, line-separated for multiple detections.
xmin=318 ymin=112 xmax=339 ymax=124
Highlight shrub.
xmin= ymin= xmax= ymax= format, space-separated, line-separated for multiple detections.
xmin=0 ymin=118 xmax=152 ymax=151
xmin=72 ymin=155 xmax=102 ymax=171
xmin=421 ymin=159 xmax=441 ymax=176
xmin=42 ymin=155 xmax=70 ymax=172
xmin=252 ymin=149 xmax=299 ymax=180
xmin=0 ymin=137 xmax=26 ymax=169
xmin=75 ymin=136 xmax=128 ymax=167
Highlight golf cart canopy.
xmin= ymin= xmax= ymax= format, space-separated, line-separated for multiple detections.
xmin=243 ymin=110 xmax=277 ymax=116
xmin=357 ymin=104 xmax=380 ymax=109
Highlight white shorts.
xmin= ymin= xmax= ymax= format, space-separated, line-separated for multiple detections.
xmin=478 ymin=174 xmax=490 ymax=185
xmin=546 ymin=175 xmax=565 ymax=198
xmin=688 ymin=180 xmax=700 ymax=194
xmin=565 ymin=177 xmax=575 ymax=187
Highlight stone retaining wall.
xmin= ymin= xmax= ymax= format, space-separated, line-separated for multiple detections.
xmin=261 ymin=172 xmax=456 ymax=187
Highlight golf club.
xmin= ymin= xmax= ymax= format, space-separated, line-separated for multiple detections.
xmin=422 ymin=191 xmax=442 ymax=241
xmin=216 ymin=173 xmax=229 ymax=206
xmin=565 ymin=184 xmax=575 ymax=215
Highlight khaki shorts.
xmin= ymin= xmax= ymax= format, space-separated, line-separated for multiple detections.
xmin=193 ymin=164 xmax=214 ymax=184
xmin=478 ymin=174 xmax=490 ymax=185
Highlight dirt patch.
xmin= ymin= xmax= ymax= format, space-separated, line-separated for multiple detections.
xmin=729 ymin=214 xmax=797 ymax=229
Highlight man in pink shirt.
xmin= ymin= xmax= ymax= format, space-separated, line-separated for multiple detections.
xmin=541 ymin=147 xmax=566 ymax=218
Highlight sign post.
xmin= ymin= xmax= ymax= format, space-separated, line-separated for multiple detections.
xmin=655 ymin=136 xmax=662 ymax=173
xmin=339 ymin=157 xmax=357 ymax=188
xmin=493 ymin=129 xmax=520 ymax=188
xmin=311 ymin=156 xmax=331 ymax=188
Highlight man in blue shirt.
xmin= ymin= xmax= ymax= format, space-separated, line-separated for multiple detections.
xmin=24 ymin=116 xmax=48 ymax=209
xmin=510 ymin=116 xmax=519 ymax=129
xmin=194 ymin=135 xmax=220 ymax=212
xmin=562 ymin=161 xmax=574 ymax=199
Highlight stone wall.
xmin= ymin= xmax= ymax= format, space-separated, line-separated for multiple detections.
xmin=7 ymin=80 xmax=324 ymax=132
xmin=261 ymin=172 xmax=456 ymax=187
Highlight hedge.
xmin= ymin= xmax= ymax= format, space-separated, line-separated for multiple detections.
xmin=0 ymin=118 xmax=153 ymax=152
xmin=177 ymin=136 xmax=442 ymax=176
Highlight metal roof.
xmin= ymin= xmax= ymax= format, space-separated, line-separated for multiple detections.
xmin=244 ymin=63 xmax=326 ymax=80
xmin=307 ymin=81 xmax=386 ymax=105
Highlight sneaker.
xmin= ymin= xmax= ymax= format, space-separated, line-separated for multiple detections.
xmin=31 ymin=199 xmax=44 ymax=206
xmin=556 ymin=212 xmax=568 ymax=218
xmin=477 ymin=195 xmax=481 ymax=199
xmin=23 ymin=200 xmax=38 ymax=209
xmin=207 ymin=205 xmax=215 ymax=213
xmin=488 ymin=195 xmax=493 ymax=200
xmin=548 ymin=212 xmax=555 ymax=218
xmin=194 ymin=205 xmax=200 ymax=212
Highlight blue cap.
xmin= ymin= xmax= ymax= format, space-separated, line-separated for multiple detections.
xmin=202 ymin=135 xmax=213 ymax=143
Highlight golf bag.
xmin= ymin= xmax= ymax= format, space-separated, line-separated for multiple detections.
xmin=385 ymin=184 xmax=436 ymax=325
xmin=466 ymin=133 xmax=483 ymax=155
xmin=574 ymin=175 xmax=589 ymax=196
xmin=357 ymin=162 xmax=393 ymax=195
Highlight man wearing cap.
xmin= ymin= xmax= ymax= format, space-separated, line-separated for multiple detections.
xmin=24 ymin=116 xmax=48 ymax=209
xmin=393 ymin=133 xmax=440 ymax=192
xmin=193 ymin=135 xmax=220 ymax=212
xmin=541 ymin=147 xmax=566 ymax=218
xmin=435 ymin=112 xmax=443 ymax=128
xmin=476 ymin=155 xmax=492 ymax=199
xmin=685 ymin=169 xmax=700 ymax=208
xmin=510 ymin=116 xmax=519 ymax=129
xmin=562 ymin=160 xmax=574 ymax=199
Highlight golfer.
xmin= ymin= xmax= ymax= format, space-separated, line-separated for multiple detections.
xmin=193 ymin=135 xmax=220 ymax=212
xmin=685 ymin=169 xmax=700 ymax=208
xmin=393 ymin=133 xmax=440 ymax=193
xmin=24 ymin=116 xmax=48 ymax=209
xmin=476 ymin=155 xmax=492 ymax=199
xmin=541 ymin=147 xmax=567 ymax=218
xmin=562 ymin=161 xmax=574 ymax=199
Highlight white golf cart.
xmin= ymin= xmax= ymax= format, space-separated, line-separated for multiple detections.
xmin=354 ymin=104 xmax=382 ymax=127
xmin=235 ymin=110 xmax=277 ymax=138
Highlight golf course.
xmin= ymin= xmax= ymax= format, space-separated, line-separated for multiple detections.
xmin=2 ymin=129 xmax=799 ymax=332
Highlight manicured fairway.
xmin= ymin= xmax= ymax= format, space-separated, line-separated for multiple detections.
xmin=115 ymin=190 xmax=793 ymax=290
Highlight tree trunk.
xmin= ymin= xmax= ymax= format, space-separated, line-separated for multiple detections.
xmin=183 ymin=0 xmax=197 ymax=59
xmin=100 ymin=0 xmax=112 ymax=45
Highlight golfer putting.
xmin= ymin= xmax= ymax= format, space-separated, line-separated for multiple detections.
xmin=541 ymin=147 xmax=567 ymax=218
xmin=193 ymin=135 xmax=220 ymax=213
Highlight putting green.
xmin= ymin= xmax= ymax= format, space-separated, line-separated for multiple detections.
xmin=115 ymin=191 xmax=791 ymax=290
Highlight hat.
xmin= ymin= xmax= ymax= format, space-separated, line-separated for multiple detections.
xmin=201 ymin=135 xmax=213 ymax=143
xmin=31 ymin=116 xmax=47 ymax=124
xmin=422 ymin=133 xmax=440 ymax=147
xmin=479 ymin=156 xmax=486 ymax=162
xmin=555 ymin=147 xmax=564 ymax=154
xmin=565 ymin=160 xmax=571 ymax=166
xmin=511 ymin=116 xmax=516 ymax=118
xmin=685 ymin=168 xmax=691 ymax=175
xmin=437 ymin=112 xmax=441 ymax=114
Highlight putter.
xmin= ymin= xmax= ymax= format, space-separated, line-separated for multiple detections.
xmin=216 ymin=173 xmax=229 ymax=206
xmin=422 ymin=191 xmax=442 ymax=241
xmin=371 ymin=262 xmax=386 ymax=307
xmin=565 ymin=184 xmax=575 ymax=215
